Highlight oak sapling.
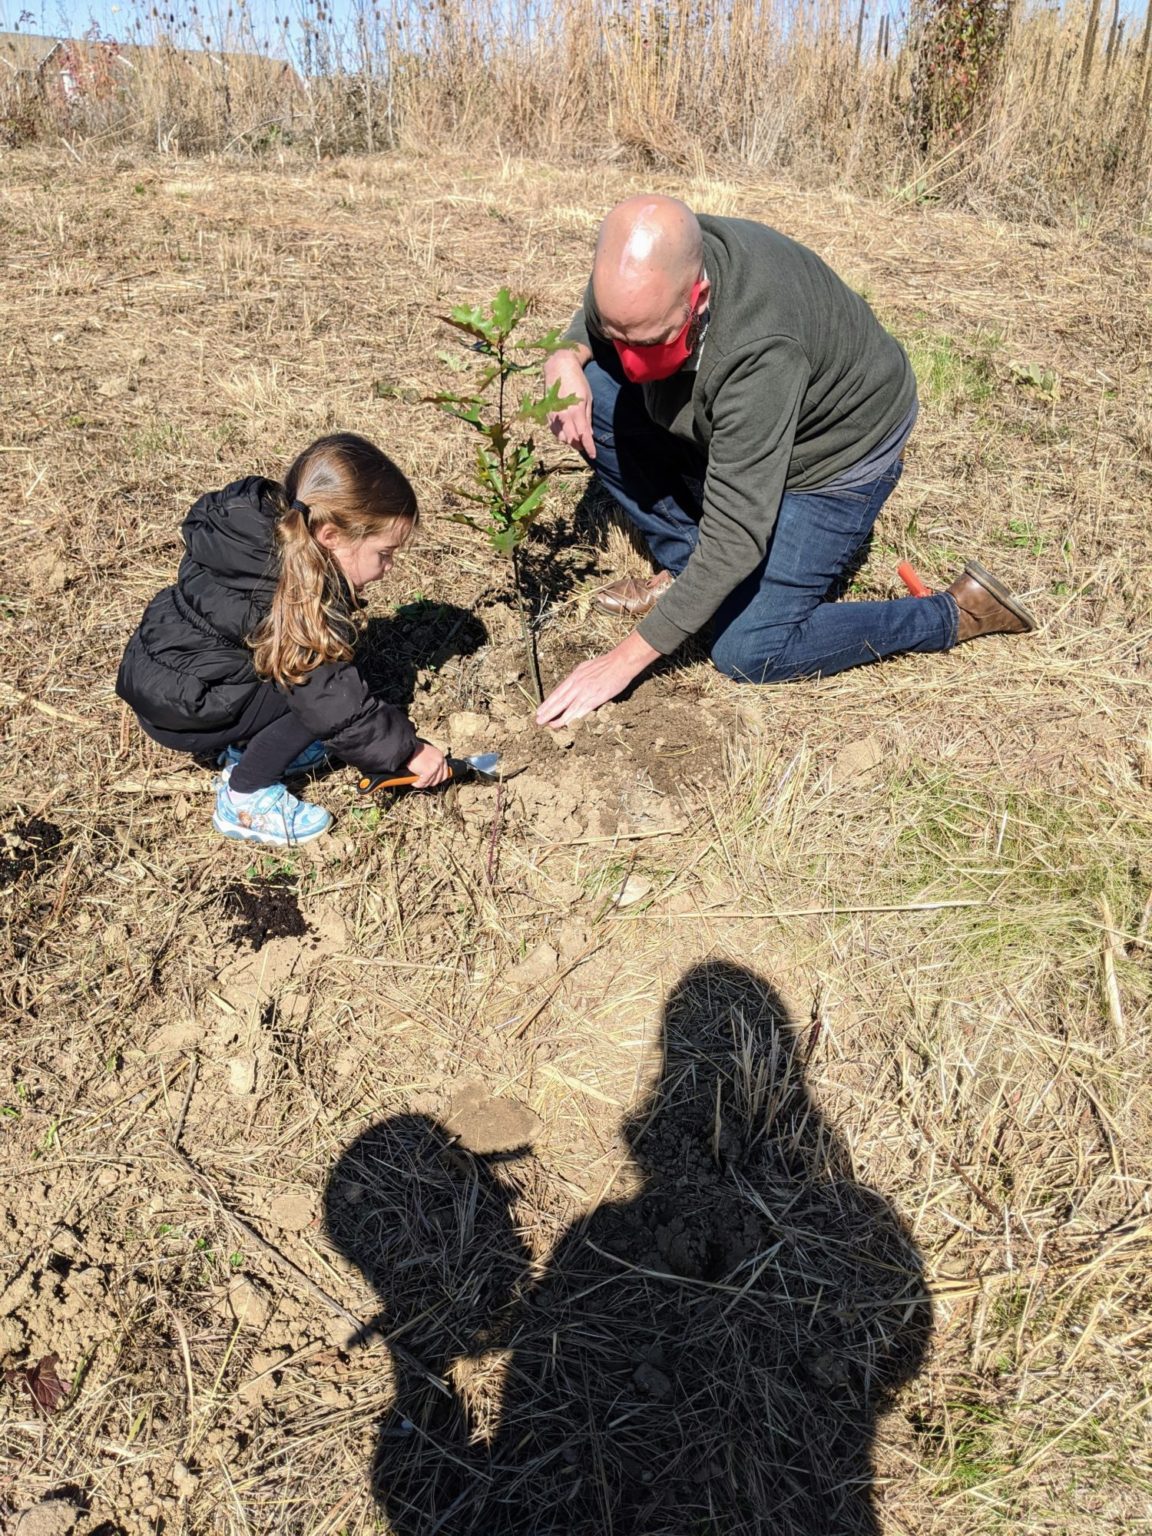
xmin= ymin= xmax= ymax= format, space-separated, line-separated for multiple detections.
xmin=432 ymin=288 xmax=574 ymax=703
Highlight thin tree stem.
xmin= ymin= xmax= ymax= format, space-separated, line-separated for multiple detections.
xmin=511 ymin=547 xmax=543 ymax=704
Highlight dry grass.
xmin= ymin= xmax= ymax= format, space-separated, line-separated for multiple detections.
xmin=1 ymin=146 xmax=1152 ymax=1535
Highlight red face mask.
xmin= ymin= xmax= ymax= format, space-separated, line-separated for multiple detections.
xmin=612 ymin=279 xmax=705 ymax=385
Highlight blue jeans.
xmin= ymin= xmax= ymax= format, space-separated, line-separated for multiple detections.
xmin=585 ymin=358 xmax=958 ymax=683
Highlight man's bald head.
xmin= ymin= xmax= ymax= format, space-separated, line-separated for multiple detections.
xmin=592 ymin=195 xmax=705 ymax=344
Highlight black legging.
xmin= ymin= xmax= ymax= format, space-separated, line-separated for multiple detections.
xmin=138 ymin=682 xmax=315 ymax=794
xmin=229 ymin=709 xmax=316 ymax=793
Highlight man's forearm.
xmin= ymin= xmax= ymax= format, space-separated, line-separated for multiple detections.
xmin=617 ymin=628 xmax=661 ymax=672
xmin=568 ymin=342 xmax=592 ymax=368
xmin=547 ymin=342 xmax=592 ymax=380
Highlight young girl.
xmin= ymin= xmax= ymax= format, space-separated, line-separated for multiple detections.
xmin=117 ymin=432 xmax=450 ymax=846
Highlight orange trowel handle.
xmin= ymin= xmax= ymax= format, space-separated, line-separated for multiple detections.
xmin=358 ymin=764 xmax=457 ymax=794
xmin=897 ymin=561 xmax=934 ymax=598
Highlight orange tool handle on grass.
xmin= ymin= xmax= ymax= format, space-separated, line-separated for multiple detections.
xmin=897 ymin=561 xmax=934 ymax=598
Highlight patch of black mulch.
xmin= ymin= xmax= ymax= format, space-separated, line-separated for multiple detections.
xmin=220 ymin=875 xmax=311 ymax=950
xmin=0 ymin=819 xmax=65 ymax=890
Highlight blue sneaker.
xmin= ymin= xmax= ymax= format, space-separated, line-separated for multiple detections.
xmin=219 ymin=739 xmax=331 ymax=777
xmin=212 ymin=768 xmax=331 ymax=845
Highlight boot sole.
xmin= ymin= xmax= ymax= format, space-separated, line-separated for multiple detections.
xmin=963 ymin=561 xmax=1037 ymax=632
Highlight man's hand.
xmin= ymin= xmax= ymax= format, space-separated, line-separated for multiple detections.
xmin=405 ymin=739 xmax=451 ymax=788
xmin=535 ymin=631 xmax=661 ymax=728
xmin=545 ymin=345 xmax=595 ymax=459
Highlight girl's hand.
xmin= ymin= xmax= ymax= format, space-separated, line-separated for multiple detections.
xmin=406 ymin=740 xmax=451 ymax=789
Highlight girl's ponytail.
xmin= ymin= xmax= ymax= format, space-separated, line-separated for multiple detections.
xmin=249 ymin=488 xmax=356 ymax=687
xmin=249 ymin=434 xmax=417 ymax=688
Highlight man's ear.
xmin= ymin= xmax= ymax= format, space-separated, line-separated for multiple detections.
xmin=312 ymin=522 xmax=341 ymax=552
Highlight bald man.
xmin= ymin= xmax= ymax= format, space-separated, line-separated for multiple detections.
xmin=535 ymin=196 xmax=1034 ymax=728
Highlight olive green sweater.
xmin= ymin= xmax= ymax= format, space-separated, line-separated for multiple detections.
xmin=564 ymin=216 xmax=917 ymax=655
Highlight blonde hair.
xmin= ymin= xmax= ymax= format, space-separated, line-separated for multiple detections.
xmin=249 ymin=433 xmax=418 ymax=688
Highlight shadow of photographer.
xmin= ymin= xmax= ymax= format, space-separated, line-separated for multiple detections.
xmin=325 ymin=960 xmax=930 ymax=1534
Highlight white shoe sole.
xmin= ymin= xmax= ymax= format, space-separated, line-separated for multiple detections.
xmin=212 ymin=812 xmax=330 ymax=846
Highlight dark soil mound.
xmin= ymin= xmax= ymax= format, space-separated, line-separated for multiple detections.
xmin=220 ymin=877 xmax=310 ymax=950
xmin=0 ymin=819 xmax=65 ymax=889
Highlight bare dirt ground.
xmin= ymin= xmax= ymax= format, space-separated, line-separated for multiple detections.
xmin=2 ymin=148 xmax=1151 ymax=1535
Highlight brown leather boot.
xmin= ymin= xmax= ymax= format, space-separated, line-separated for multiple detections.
xmin=947 ymin=561 xmax=1037 ymax=642
xmin=592 ymin=570 xmax=674 ymax=618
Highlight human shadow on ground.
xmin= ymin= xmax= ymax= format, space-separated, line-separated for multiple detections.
xmin=324 ymin=961 xmax=931 ymax=1535
xmin=358 ymin=600 xmax=489 ymax=711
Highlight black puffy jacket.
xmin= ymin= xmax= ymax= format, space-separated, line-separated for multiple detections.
xmin=116 ymin=477 xmax=417 ymax=773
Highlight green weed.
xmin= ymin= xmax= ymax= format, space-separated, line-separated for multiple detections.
xmin=900 ymin=327 xmax=1001 ymax=411
xmin=1004 ymin=517 xmax=1045 ymax=555
xmin=348 ymin=804 xmax=383 ymax=833
xmin=243 ymin=854 xmax=307 ymax=881
xmin=915 ymin=1400 xmax=1009 ymax=1493
xmin=131 ymin=418 xmax=186 ymax=460
xmin=1010 ymin=359 xmax=1061 ymax=400
xmin=997 ymin=516 xmax=1071 ymax=562
xmin=882 ymin=769 xmax=1152 ymax=987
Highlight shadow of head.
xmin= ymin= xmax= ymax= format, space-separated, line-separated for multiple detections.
xmin=324 ymin=1114 xmax=530 ymax=1362
xmin=323 ymin=1115 xmax=534 ymax=1523
xmin=359 ymin=599 xmax=488 ymax=710
xmin=623 ymin=957 xmax=845 ymax=1183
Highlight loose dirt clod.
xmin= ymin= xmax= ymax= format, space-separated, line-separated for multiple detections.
xmin=446 ymin=1081 xmax=541 ymax=1153
xmin=267 ymin=1192 xmax=315 ymax=1232
xmin=11 ymin=1498 xmax=87 ymax=1536
xmin=506 ymin=942 xmax=559 ymax=988
xmin=228 ymin=1278 xmax=270 ymax=1330
xmin=228 ymin=1055 xmax=257 ymax=1096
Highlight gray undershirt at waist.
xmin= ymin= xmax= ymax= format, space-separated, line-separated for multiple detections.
xmin=811 ymin=397 xmax=919 ymax=492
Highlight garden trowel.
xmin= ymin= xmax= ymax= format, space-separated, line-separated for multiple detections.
xmin=357 ymin=751 xmax=503 ymax=796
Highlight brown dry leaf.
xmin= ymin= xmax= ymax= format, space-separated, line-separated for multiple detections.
xmin=5 ymin=1353 xmax=72 ymax=1413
